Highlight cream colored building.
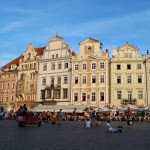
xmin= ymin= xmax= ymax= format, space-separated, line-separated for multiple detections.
xmin=145 ymin=52 xmax=150 ymax=106
xmin=36 ymin=36 xmax=75 ymax=105
xmin=72 ymin=38 xmax=110 ymax=107
xmin=16 ymin=44 xmax=45 ymax=108
xmin=111 ymin=43 xmax=146 ymax=107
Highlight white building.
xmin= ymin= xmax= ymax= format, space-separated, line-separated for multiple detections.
xmin=36 ymin=36 xmax=75 ymax=105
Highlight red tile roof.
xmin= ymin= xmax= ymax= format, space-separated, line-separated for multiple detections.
xmin=2 ymin=55 xmax=23 ymax=69
xmin=35 ymin=47 xmax=45 ymax=55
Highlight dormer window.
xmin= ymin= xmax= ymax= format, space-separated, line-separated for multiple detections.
xmin=88 ymin=46 xmax=91 ymax=51
xmin=27 ymin=53 xmax=31 ymax=60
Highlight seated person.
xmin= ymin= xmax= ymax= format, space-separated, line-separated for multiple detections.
xmin=106 ymin=120 xmax=123 ymax=133
xmin=84 ymin=118 xmax=92 ymax=128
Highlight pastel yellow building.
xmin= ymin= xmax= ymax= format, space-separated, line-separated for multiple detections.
xmin=111 ymin=43 xmax=146 ymax=107
xmin=72 ymin=38 xmax=110 ymax=107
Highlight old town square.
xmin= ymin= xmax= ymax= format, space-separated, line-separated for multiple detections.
xmin=0 ymin=119 xmax=150 ymax=150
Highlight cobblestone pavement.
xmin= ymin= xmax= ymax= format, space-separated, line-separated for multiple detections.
xmin=0 ymin=120 xmax=150 ymax=150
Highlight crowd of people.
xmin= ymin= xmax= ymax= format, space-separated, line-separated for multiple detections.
xmin=1 ymin=105 xmax=150 ymax=132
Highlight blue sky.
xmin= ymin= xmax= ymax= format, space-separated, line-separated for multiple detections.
xmin=0 ymin=0 xmax=150 ymax=67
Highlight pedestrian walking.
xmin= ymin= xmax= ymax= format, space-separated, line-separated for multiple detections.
xmin=72 ymin=108 xmax=77 ymax=126
xmin=58 ymin=109 xmax=63 ymax=125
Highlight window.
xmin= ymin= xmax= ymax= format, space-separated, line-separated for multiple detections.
xmin=92 ymin=63 xmax=96 ymax=69
xmin=128 ymin=91 xmax=132 ymax=100
xmin=83 ymin=64 xmax=86 ymax=70
xmin=63 ymin=89 xmax=68 ymax=98
xmin=138 ymin=75 xmax=142 ymax=83
xmin=129 ymin=53 xmax=132 ymax=58
xmin=75 ymin=64 xmax=79 ymax=70
xmin=100 ymin=62 xmax=104 ymax=69
xmin=64 ymin=63 xmax=68 ymax=68
xmin=34 ymin=63 xmax=36 ymax=69
xmin=51 ymin=64 xmax=55 ymax=70
xmin=127 ymin=76 xmax=132 ymax=83
xmin=124 ymin=53 xmax=132 ymax=58
xmin=88 ymin=46 xmax=91 ymax=51
xmin=92 ymin=76 xmax=96 ymax=83
xmin=74 ymin=93 xmax=78 ymax=101
xmin=82 ymin=93 xmax=86 ymax=101
xmin=127 ymin=64 xmax=131 ymax=69
xmin=30 ymin=84 xmax=34 ymax=90
xmin=11 ymin=96 xmax=14 ymax=101
xmin=92 ymin=92 xmax=96 ymax=101
xmin=117 ymin=76 xmax=121 ymax=84
xmin=43 ymin=64 xmax=47 ymax=71
xmin=64 ymin=77 xmax=68 ymax=84
xmin=54 ymin=90 xmax=61 ymax=99
xmin=138 ymin=91 xmax=143 ymax=99
xmin=100 ymin=75 xmax=104 ymax=83
xmin=42 ymin=79 xmax=46 ymax=85
xmin=33 ymin=73 xmax=35 ymax=79
xmin=58 ymin=63 xmax=62 ymax=69
xmin=83 ymin=76 xmax=86 ymax=84
xmin=47 ymin=90 xmax=52 ymax=98
xmin=51 ymin=78 xmax=54 ymax=85
xmin=117 ymin=91 xmax=122 ymax=99
xmin=30 ymin=73 xmax=32 ymax=80
xmin=52 ymin=55 xmax=54 ymax=59
xmin=117 ymin=64 xmax=121 ymax=70
xmin=75 ymin=77 xmax=78 ymax=84
xmin=7 ymin=83 xmax=9 ymax=89
xmin=56 ymin=54 xmax=58 ymax=58
xmin=100 ymin=92 xmax=104 ymax=101
xmin=137 ymin=64 xmax=142 ymax=69
xmin=57 ymin=77 xmax=61 ymax=84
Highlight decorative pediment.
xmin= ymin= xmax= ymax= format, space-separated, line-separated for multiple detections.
xmin=119 ymin=43 xmax=138 ymax=52
xmin=48 ymin=35 xmax=64 ymax=42
xmin=79 ymin=38 xmax=100 ymax=45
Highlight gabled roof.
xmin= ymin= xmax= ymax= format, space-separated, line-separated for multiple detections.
xmin=79 ymin=38 xmax=100 ymax=45
xmin=2 ymin=55 xmax=23 ymax=69
xmin=119 ymin=43 xmax=138 ymax=51
xmin=35 ymin=47 xmax=45 ymax=55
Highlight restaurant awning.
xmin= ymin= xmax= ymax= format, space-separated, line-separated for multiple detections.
xmin=30 ymin=105 xmax=88 ymax=113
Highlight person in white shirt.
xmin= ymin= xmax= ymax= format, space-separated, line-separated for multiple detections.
xmin=106 ymin=120 xmax=123 ymax=133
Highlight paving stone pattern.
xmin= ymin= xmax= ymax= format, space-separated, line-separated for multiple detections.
xmin=0 ymin=120 xmax=150 ymax=150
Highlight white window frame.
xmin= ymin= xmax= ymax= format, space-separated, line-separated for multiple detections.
xmin=92 ymin=63 xmax=96 ymax=69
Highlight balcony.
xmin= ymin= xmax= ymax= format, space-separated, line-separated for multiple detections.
xmin=121 ymin=98 xmax=136 ymax=105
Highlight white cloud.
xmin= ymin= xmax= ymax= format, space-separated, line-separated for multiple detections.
xmin=0 ymin=21 xmax=25 ymax=33
xmin=54 ymin=9 xmax=150 ymax=38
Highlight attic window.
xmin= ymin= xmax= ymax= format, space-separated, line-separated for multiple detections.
xmin=88 ymin=46 xmax=91 ymax=51
xmin=27 ymin=53 xmax=31 ymax=60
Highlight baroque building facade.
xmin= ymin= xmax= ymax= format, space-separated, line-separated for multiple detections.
xmin=71 ymin=38 xmax=110 ymax=107
xmin=0 ymin=56 xmax=23 ymax=111
xmin=16 ymin=44 xmax=45 ymax=108
xmin=111 ymin=43 xmax=146 ymax=107
xmin=36 ymin=36 xmax=75 ymax=105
